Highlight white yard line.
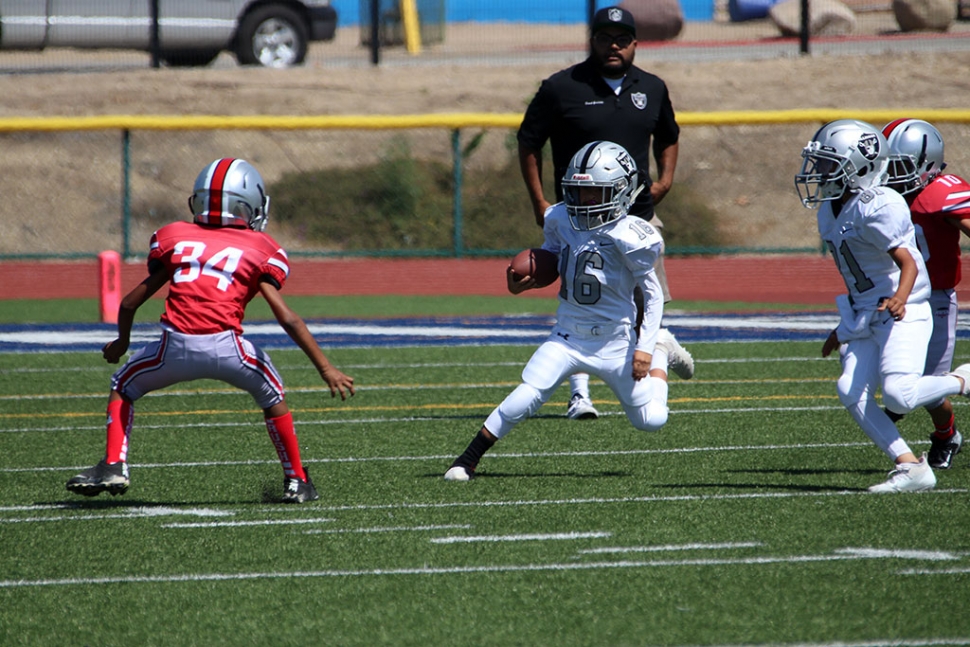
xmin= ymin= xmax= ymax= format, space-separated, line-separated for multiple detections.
xmin=429 ymin=531 xmax=611 ymax=544
xmin=1 ymin=549 xmax=965 ymax=589
xmin=0 ymin=439 xmax=951 ymax=474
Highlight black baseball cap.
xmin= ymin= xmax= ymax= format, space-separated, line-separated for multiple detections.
xmin=591 ymin=6 xmax=637 ymax=38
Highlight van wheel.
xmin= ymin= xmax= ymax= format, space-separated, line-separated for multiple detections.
xmin=234 ymin=5 xmax=308 ymax=67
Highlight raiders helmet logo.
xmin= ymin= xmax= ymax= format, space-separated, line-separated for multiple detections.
xmin=631 ymin=92 xmax=647 ymax=110
xmin=608 ymin=7 xmax=623 ymax=21
xmin=616 ymin=151 xmax=635 ymax=175
xmin=857 ymin=133 xmax=880 ymax=160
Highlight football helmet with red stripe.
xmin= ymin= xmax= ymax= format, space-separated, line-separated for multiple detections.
xmin=882 ymin=118 xmax=946 ymax=196
xmin=189 ymin=158 xmax=270 ymax=231
xmin=795 ymin=119 xmax=889 ymax=207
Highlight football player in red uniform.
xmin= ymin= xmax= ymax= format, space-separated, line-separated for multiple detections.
xmin=882 ymin=119 xmax=970 ymax=469
xmin=66 ymin=158 xmax=355 ymax=503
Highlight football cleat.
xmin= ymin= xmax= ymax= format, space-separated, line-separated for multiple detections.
xmin=567 ymin=393 xmax=599 ymax=420
xmin=927 ymin=429 xmax=963 ymax=470
xmin=656 ymin=328 xmax=694 ymax=380
xmin=868 ymin=455 xmax=936 ymax=493
xmin=444 ymin=465 xmax=473 ymax=482
xmin=66 ymin=459 xmax=130 ymax=497
xmin=282 ymin=467 xmax=319 ymax=503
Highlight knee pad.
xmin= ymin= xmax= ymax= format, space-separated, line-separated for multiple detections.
xmin=882 ymin=374 xmax=919 ymax=414
xmin=625 ymin=400 xmax=668 ymax=432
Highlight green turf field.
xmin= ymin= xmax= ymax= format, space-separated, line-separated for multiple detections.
xmin=1 ymin=299 xmax=968 ymax=646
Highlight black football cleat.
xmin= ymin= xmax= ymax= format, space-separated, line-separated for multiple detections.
xmin=282 ymin=467 xmax=319 ymax=503
xmin=66 ymin=459 xmax=130 ymax=497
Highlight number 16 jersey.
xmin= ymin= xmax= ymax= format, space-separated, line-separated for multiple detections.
xmin=148 ymin=221 xmax=290 ymax=335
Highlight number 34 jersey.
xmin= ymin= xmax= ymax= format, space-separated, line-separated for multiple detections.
xmin=148 ymin=221 xmax=290 ymax=335
xmin=816 ymin=187 xmax=930 ymax=311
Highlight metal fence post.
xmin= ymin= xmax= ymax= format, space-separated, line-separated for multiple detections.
xmin=150 ymin=0 xmax=161 ymax=68
xmin=121 ymin=129 xmax=132 ymax=259
xmin=452 ymin=129 xmax=464 ymax=258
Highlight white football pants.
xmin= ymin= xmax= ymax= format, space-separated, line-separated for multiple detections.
xmin=484 ymin=324 xmax=669 ymax=438
xmin=837 ymin=300 xmax=961 ymax=460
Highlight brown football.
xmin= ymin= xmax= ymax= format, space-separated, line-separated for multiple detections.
xmin=509 ymin=248 xmax=560 ymax=288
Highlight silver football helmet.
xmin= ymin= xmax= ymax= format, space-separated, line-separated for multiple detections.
xmin=795 ymin=119 xmax=889 ymax=208
xmin=188 ymin=158 xmax=270 ymax=231
xmin=562 ymin=141 xmax=643 ymax=230
xmin=882 ymin=118 xmax=945 ymax=195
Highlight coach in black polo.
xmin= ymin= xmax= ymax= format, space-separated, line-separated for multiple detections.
xmin=517 ymin=6 xmax=680 ymax=228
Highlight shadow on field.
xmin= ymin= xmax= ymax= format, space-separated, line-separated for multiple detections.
xmin=419 ymin=470 xmax=630 ymax=479
xmin=652 ymin=481 xmax=867 ymax=493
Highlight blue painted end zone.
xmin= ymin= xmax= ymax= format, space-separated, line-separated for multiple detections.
xmin=9 ymin=311 xmax=970 ymax=354
xmin=0 ymin=311 xmax=892 ymax=354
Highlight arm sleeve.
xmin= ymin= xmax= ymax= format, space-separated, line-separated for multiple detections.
xmin=620 ymin=237 xmax=664 ymax=353
xmin=635 ymin=270 xmax=664 ymax=354
xmin=257 ymin=246 xmax=289 ymax=291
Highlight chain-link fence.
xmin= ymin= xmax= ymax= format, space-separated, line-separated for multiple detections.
xmin=4 ymin=113 xmax=970 ymax=260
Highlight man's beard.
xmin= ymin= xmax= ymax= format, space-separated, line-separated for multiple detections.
xmin=593 ymin=52 xmax=633 ymax=77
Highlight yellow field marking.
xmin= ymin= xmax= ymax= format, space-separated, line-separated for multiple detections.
xmin=0 ymin=377 xmax=835 ymax=402
xmin=0 ymin=394 xmax=841 ymax=420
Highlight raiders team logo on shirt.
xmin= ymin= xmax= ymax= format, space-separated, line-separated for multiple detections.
xmin=631 ymin=92 xmax=647 ymax=110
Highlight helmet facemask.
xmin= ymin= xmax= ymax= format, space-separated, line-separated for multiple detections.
xmin=796 ymin=145 xmax=851 ymax=207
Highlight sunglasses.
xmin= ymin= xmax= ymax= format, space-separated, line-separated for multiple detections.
xmin=592 ymin=32 xmax=635 ymax=48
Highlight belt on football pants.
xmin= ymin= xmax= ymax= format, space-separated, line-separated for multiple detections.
xmin=556 ymin=322 xmax=629 ymax=337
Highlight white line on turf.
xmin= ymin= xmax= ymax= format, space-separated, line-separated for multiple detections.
xmin=429 ymin=531 xmax=611 ymax=544
xmin=0 ymin=440 xmax=952 ymax=474
xmin=4 ymin=489 xmax=965 ymax=526
xmin=675 ymin=639 xmax=970 ymax=646
xmin=302 ymin=524 xmax=472 ymax=535
xmin=579 ymin=542 xmax=763 ymax=554
xmin=161 ymin=518 xmax=334 ymax=528
xmin=1 ymin=550 xmax=966 ymax=589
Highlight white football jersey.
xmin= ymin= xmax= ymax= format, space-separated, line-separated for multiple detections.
xmin=816 ymin=187 xmax=930 ymax=310
xmin=542 ymin=203 xmax=664 ymax=352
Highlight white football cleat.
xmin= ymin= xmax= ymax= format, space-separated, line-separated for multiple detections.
xmin=444 ymin=465 xmax=472 ymax=482
xmin=566 ymin=393 xmax=599 ymax=420
xmin=868 ymin=455 xmax=936 ymax=493
xmin=947 ymin=363 xmax=970 ymax=396
xmin=656 ymin=328 xmax=694 ymax=380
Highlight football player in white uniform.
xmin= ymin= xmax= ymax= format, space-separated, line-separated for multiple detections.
xmin=795 ymin=119 xmax=970 ymax=493
xmin=444 ymin=141 xmax=691 ymax=481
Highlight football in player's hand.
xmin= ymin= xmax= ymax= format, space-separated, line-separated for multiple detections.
xmin=510 ymin=248 xmax=559 ymax=288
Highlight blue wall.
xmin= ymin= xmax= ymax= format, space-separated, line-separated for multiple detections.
xmin=335 ymin=0 xmax=713 ymax=26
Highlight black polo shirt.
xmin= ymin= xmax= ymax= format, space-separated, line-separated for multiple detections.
xmin=517 ymin=57 xmax=680 ymax=220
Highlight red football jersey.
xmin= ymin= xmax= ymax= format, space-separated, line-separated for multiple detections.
xmin=909 ymin=173 xmax=970 ymax=290
xmin=148 ymin=221 xmax=289 ymax=334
